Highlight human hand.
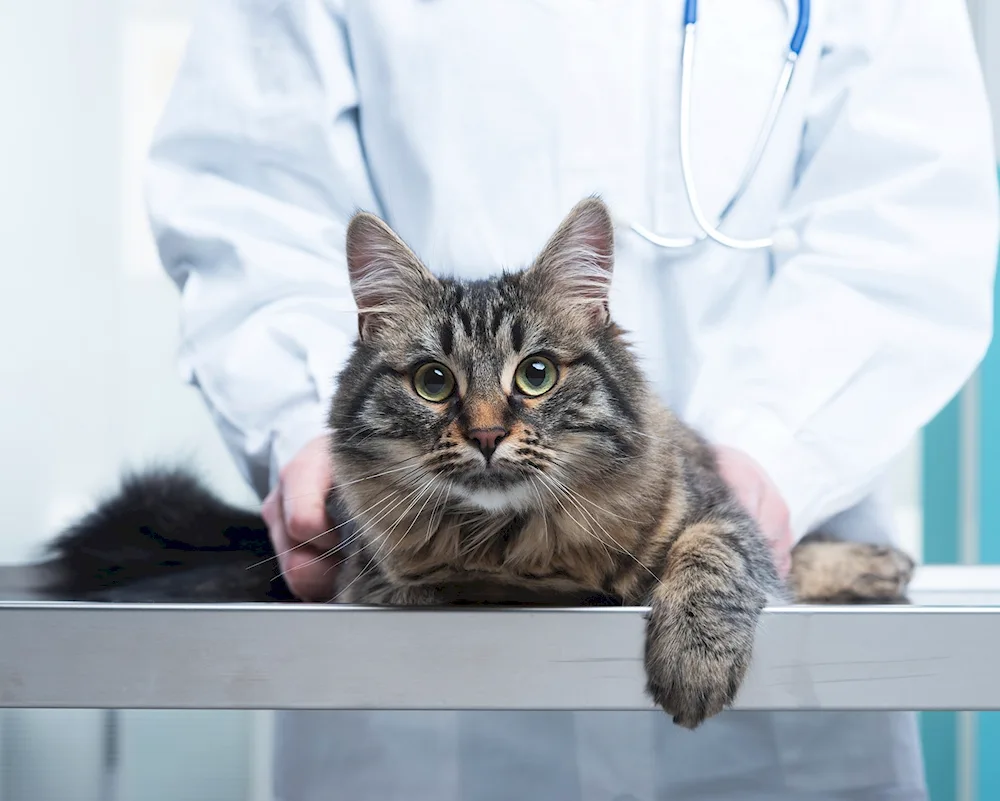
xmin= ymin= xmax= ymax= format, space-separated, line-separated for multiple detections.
xmin=260 ymin=434 xmax=338 ymax=601
xmin=713 ymin=445 xmax=793 ymax=577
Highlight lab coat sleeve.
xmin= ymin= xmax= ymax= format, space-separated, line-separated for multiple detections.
xmin=145 ymin=0 xmax=378 ymax=497
xmin=683 ymin=0 xmax=1000 ymax=540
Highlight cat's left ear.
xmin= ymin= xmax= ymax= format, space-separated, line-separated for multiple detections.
xmin=530 ymin=196 xmax=615 ymax=326
xmin=346 ymin=211 xmax=438 ymax=341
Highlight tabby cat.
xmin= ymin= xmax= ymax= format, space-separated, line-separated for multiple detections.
xmin=43 ymin=198 xmax=914 ymax=728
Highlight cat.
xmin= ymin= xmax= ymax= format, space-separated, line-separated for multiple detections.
xmin=40 ymin=197 xmax=915 ymax=729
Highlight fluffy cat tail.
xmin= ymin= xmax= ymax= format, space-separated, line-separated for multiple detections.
xmin=40 ymin=468 xmax=294 ymax=602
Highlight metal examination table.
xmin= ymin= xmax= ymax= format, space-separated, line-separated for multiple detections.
xmin=0 ymin=565 xmax=998 ymax=712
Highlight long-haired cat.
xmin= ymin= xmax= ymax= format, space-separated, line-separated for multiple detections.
xmin=41 ymin=198 xmax=914 ymax=728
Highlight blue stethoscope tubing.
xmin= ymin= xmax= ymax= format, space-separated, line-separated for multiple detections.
xmin=628 ymin=0 xmax=811 ymax=252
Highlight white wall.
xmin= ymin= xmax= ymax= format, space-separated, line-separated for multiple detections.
xmin=0 ymin=4 xmax=262 ymax=794
xmin=0 ymin=0 xmax=254 ymax=565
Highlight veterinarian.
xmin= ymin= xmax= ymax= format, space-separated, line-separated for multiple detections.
xmin=146 ymin=1 xmax=999 ymax=799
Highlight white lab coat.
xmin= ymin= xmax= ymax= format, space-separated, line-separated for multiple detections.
xmin=146 ymin=0 xmax=998 ymax=798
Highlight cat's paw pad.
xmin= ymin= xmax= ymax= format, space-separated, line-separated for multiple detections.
xmin=643 ymin=597 xmax=755 ymax=729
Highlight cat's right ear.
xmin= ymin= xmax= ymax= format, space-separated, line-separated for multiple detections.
xmin=345 ymin=211 xmax=437 ymax=341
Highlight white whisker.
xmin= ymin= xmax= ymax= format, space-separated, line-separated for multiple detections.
xmin=421 ymin=480 xmax=452 ymax=547
xmin=532 ymin=472 xmax=613 ymax=561
xmin=334 ymin=460 xmax=426 ymax=490
xmin=290 ymin=483 xmax=427 ymax=574
xmin=541 ymin=472 xmax=663 ymax=588
xmin=528 ymin=477 xmax=549 ymax=549
xmin=332 ymin=477 xmax=439 ymax=601
xmin=247 ymin=490 xmax=405 ymax=571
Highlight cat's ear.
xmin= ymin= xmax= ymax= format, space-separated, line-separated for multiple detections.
xmin=346 ymin=211 xmax=437 ymax=341
xmin=530 ymin=197 xmax=615 ymax=325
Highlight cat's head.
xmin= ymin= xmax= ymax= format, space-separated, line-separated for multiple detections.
xmin=329 ymin=197 xmax=649 ymax=515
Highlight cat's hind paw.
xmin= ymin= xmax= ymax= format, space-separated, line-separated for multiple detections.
xmin=789 ymin=536 xmax=915 ymax=604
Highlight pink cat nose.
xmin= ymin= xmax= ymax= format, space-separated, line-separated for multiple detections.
xmin=467 ymin=427 xmax=507 ymax=460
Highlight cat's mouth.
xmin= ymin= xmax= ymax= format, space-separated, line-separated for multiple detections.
xmin=455 ymin=461 xmax=528 ymax=488
xmin=452 ymin=481 xmax=535 ymax=513
xmin=449 ymin=463 xmax=537 ymax=512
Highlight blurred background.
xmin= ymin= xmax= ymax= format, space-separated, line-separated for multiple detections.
xmin=0 ymin=0 xmax=997 ymax=799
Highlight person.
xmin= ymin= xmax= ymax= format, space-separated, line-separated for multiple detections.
xmin=145 ymin=1 xmax=999 ymax=798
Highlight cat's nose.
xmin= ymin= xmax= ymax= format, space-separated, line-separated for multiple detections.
xmin=467 ymin=427 xmax=507 ymax=461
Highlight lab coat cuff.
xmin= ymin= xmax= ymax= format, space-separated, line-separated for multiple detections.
xmin=692 ymin=406 xmax=825 ymax=541
xmin=270 ymin=403 xmax=332 ymax=492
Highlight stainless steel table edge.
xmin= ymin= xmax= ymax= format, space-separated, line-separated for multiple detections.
xmin=0 ymin=600 xmax=996 ymax=711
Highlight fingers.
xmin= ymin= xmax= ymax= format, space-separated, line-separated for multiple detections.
xmin=713 ymin=445 xmax=792 ymax=578
xmin=761 ymin=494 xmax=793 ymax=578
xmin=754 ymin=480 xmax=792 ymax=577
xmin=263 ymin=436 xmax=339 ymax=602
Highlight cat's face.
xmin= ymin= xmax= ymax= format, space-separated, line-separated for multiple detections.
xmin=329 ymin=198 xmax=648 ymax=515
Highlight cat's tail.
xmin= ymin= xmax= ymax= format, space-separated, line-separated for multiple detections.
xmin=39 ymin=467 xmax=294 ymax=602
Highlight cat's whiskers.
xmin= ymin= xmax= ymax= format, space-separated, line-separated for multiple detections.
xmin=545 ymin=453 xmax=645 ymax=524
xmin=621 ymin=426 xmax=683 ymax=454
xmin=459 ymin=512 xmax=513 ymax=558
xmin=322 ymin=481 xmax=431 ymax=555
xmin=330 ymin=422 xmax=373 ymax=444
xmin=333 ymin=459 xmax=427 ymax=490
xmin=278 ymin=455 xmax=425 ymax=504
xmin=345 ymin=429 xmax=379 ymax=448
xmin=331 ymin=476 xmax=440 ymax=601
xmin=324 ymin=532 xmax=386 ymax=576
xmin=542 ymin=473 xmax=664 ymax=588
xmin=534 ymin=472 xmax=615 ymax=562
xmin=291 ymin=482 xmax=430 ymax=574
xmin=420 ymin=480 xmax=452 ymax=547
xmin=429 ymin=478 xmax=453 ymax=528
xmin=347 ymin=477 xmax=438 ymax=570
xmin=337 ymin=422 xmax=401 ymax=448
xmin=306 ymin=492 xmax=407 ymax=562
xmin=246 ymin=489 xmax=404 ymax=571
xmin=366 ymin=476 xmax=442 ymax=564
xmin=324 ymin=476 xmax=443 ymax=580
xmin=539 ymin=474 xmax=622 ymax=561
xmin=528 ymin=477 xmax=550 ymax=549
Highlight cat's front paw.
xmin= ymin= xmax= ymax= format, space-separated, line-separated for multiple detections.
xmin=643 ymin=591 xmax=759 ymax=729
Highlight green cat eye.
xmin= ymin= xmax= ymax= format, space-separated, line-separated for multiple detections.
xmin=514 ymin=355 xmax=557 ymax=397
xmin=413 ymin=361 xmax=456 ymax=402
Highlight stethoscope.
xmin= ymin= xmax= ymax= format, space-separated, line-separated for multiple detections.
xmin=626 ymin=0 xmax=811 ymax=253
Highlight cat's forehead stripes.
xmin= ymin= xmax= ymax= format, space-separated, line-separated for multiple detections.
xmin=511 ymin=319 xmax=524 ymax=352
xmin=439 ymin=277 xmax=530 ymax=356
xmin=439 ymin=319 xmax=454 ymax=357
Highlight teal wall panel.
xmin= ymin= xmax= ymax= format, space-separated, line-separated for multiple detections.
xmin=974 ymin=175 xmax=1000 ymax=801
xmin=922 ymin=712 xmax=958 ymax=801
xmin=921 ymin=169 xmax=1000 ymax=801
xmin=922 ymin=397 xmax=962 ymax=567
xmin=921 ymin=397 xmax=963 ymax=801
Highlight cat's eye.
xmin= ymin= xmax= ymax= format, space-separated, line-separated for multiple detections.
xmin=514 ymin=355 xmax=557 ymax=397
xmin=413 ymin=362 xmax=456 ymax=402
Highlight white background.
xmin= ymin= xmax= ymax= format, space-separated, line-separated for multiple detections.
xmin=0 ymin=0 xmax=255 ymax=567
